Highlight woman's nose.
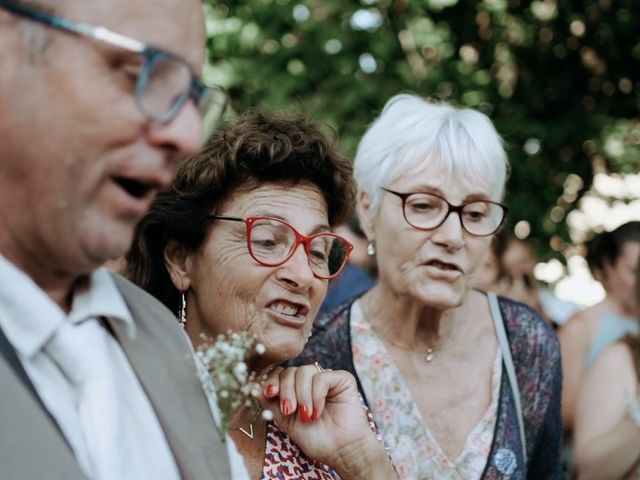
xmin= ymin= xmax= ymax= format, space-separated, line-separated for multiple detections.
xmin=431 ymin=211 xmax=465 ymax=250
xmin=276 ymin=243 xmax=316 ymax=288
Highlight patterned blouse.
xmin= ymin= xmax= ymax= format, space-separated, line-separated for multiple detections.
xmin=289 ymin=293 xmax=564 ymax=479
xmin=262 ymin=421 xmax=337 ymax=479
xmin=351 ymin=301 xmax=501 ymax=479
xmin=261 ymin=399 xmax=381 ymax=479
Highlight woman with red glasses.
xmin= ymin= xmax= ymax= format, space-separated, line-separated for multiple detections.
xmin=124 ymin=111 xmax=396 ymax=479
xmin=292 ymin=94 xmax=563 ymax=478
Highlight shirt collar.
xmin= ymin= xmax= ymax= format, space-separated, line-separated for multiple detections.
xmin=69 ymin=267 xmax=136 ymax=338
xmin=0 ymin=255 xmax=135 ymax=358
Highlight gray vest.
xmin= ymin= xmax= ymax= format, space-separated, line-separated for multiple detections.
xmin=0 ymin=273 xmax=231 ymax=479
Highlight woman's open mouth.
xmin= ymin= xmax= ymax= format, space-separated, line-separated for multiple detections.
xmin=266 ymin=300 xmax=309 ymax=326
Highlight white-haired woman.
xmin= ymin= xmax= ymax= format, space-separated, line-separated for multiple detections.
xmin=292 ymin=94 xmax=563 ymax=478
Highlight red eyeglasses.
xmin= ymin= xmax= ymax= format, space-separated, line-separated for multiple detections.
xmin=207 ymin=215 xmax=353 ymax=279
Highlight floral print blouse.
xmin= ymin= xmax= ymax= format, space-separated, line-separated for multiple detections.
xmin=351 ymin=301 xmax=502 ymax=479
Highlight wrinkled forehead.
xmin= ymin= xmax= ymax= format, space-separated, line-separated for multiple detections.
xmin=56 ymin=0 xmax=206 ymax=71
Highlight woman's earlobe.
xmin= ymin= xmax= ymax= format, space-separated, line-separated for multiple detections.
xmin=356 ymin=190 xmax=375 ymax=241
xmin=164 ymin=240 xmax=191 ymax=291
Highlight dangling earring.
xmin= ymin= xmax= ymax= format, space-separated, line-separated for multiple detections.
xmin=367 ymin=241 xmax=376 ymax=256
xmin=178 ymin=292 xmax=187 ymax=329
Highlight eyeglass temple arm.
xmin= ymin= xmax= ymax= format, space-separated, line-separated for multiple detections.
xmin=207 ymin=215 xmax=244 ymax=223
xmin=0 ymin=0 xmax=146 ymax=52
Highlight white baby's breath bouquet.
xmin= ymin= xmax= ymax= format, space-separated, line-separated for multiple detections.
xmin=196 ymin=330 xmax=269 ymax=441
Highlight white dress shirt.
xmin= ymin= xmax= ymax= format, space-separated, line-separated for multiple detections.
xmin=0 ymin=255 xmax=180 ymax=480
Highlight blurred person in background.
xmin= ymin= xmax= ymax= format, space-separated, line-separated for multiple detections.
xmin=318 ymin=214 xmax=376 ymax=316
xmin=293 ymin=94 xmax=563 ymax=478
xmin=573 ymin=257 xmax=640 ymax=478
xmin=560 ymin=221 xmax=640 ymax=430
xmin=472 ymin=233 xmax=510 ymax=293
xmin=501 ymin=236 xmax=579 ymax=327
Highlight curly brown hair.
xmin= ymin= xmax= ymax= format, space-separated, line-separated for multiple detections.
xmin=123 ymin=109 xmax=356 ymax=313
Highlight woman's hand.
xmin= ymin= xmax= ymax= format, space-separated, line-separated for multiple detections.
xmin=260 ymin=365 xmax=397 ymax=480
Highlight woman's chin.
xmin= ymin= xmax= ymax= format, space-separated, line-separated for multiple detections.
xmin=412 ymin=284 xmax=466 ymax=310
xmin=261 ymin=339 xmax=307 ymax=366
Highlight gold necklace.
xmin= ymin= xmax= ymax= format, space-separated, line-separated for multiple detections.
xmin=229 ymin=409 xmax=262 ymax=440
xmin=359 ymin=298 xmax=469 ymax=364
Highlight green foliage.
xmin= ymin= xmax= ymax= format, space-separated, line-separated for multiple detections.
xmin=204 ymin=0 xmax=639 ymax=261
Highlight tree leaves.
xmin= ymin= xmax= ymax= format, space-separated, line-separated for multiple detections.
xmin=205 ymin=0 xmax=639 ymax=261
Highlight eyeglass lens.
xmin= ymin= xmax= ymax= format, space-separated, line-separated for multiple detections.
xmin=248 ymin=218 xmax=350 ymax=278
xmin=138 ymin=52 xmax=226 ymax=139
xmin=138 ymin=52 xmax=191 ymax=121
xmin=404 ymin=193 xmax=504 ymax=235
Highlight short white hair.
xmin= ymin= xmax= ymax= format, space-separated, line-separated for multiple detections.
xmin=354 ymin=94 xmax=509 ymax=214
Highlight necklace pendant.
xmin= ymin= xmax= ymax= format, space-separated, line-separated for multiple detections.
xmin=238 ymin=424 xmax=254 ymax=439
xmin=425 ymin=348 xmax=434 ymax=363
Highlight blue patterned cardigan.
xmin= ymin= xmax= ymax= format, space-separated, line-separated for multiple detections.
xmin=289 ymin=295 xmax=563 ymax=479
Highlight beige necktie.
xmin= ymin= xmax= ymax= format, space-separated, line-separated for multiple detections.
xmin=45 ymin=318 xmax=139 ymax=479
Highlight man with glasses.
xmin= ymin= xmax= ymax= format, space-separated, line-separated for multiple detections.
xmin=0 ymin=0 xmax=229 ymax=478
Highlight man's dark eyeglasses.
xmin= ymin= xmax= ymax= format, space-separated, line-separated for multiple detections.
xmin=0 ymin=0 xmax=227 ymax=138
xmin=382 ymin=188 xmax=508 ymax=237
xmin=208 ymin=215 xmax=353 ymax=280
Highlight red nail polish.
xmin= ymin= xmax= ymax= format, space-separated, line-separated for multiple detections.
xmin=282 ymin=399 xmax=291 ymax=416
xmin=300 ymin=405 xmax=309 ymax=422
xmin=311 ymin=409 xmax=319 ymax=422
xmin=265 ymin=384 xmax=275 ymax=397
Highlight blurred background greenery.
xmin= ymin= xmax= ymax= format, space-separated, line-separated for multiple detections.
xmin=202 ymin=0 xmax=639 ymax=271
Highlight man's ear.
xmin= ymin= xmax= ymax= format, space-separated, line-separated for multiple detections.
xmin=356 ymin=190 xmax=375 ymax=242
xmin=164 ymin=240 xmax=192 ymax=292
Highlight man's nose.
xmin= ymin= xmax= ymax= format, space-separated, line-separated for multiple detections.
xmin=147 ymin=100 xmax=203 ymax=158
